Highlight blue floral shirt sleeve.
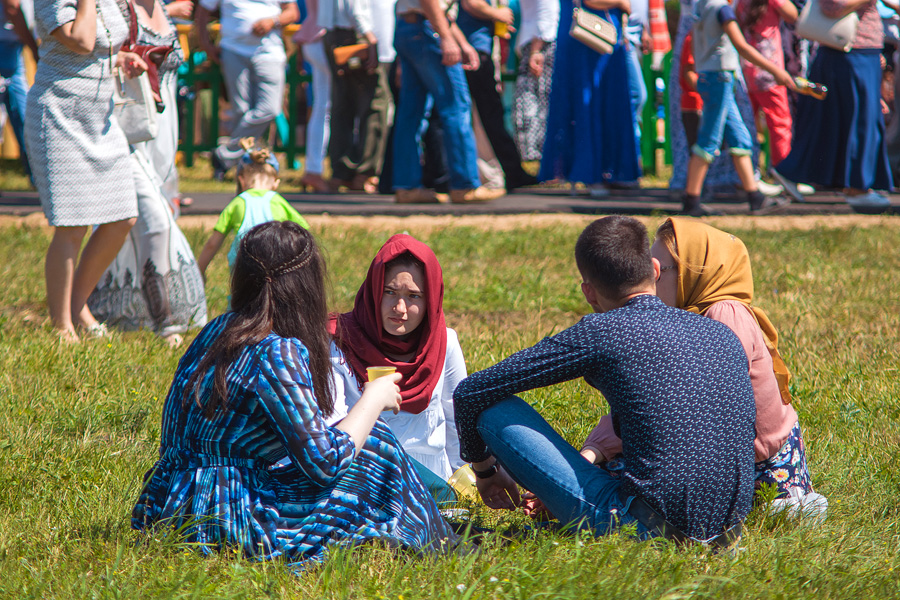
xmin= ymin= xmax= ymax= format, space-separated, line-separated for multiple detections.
xmin=454 ymin=324 xmax=599 ymax=462
xmin=255 ymin=337 xmax=356 ymax=486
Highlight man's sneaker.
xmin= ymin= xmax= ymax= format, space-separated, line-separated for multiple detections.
xmin=450 ymin=187 xmax=505 ymax=203
xmin=395 ymin=188 xmax=442 ymax=204
xmin=771 ymin=169 xmax=804 ymax=202
xmin=756 ymin=179 xmax=783 ymax=197
xmin=845 ymin=190 xmax=892 ymax=214
xmin=797 ymin=183 xmax=815 ymax=196
xmin=211 ymin=151 xmax=228 ymax=182
xmin=749 ymin=195 xmax=790 ymax=215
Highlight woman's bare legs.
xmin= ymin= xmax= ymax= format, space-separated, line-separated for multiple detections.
xmin=45 ymin=225 xmax=89 ymax=339
xmin=70 ymin=218 xmax=136 ymax=329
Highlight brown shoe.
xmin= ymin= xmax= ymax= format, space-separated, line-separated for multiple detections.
xmin=395 ymin=188 xmax=442 ymax=204
xmin=450 ymin=187 xmax=506 ymax=203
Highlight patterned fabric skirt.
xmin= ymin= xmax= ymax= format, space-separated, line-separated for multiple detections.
xmin=88 ymin=149 xmax=207 ymax=337
xmin=776 ymin=48 xmax=893 ymax=192
xmin=132 ymin=421 xmax=459 ymax=570
xmin=754 ymin=421 xmax=814 ymax=498
xmin=513 ymin=42 xmax=556 ymax=162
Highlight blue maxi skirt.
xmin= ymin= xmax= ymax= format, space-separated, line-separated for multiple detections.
xmin=777 ymin=47 xmax=893 ymax=191
xmin=538 ymin=7 xmax=640 ymax=185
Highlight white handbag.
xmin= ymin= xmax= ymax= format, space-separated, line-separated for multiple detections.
xmin=569 ymin=0 xmax=618 ymax=54
xmin=794 ymin=0 xmax=859 ymax=53
xmin=113 ymin=68 xmax=159 ymax=144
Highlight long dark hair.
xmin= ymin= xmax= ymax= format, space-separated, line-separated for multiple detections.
xmin=183 ymin=221 xmax=335 ymax=418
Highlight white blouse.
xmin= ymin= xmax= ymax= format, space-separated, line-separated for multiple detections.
xmin=330 ymin=328 xmax=468 ymax=481
xmin=515 ymin=0 xmax=560 ymax=53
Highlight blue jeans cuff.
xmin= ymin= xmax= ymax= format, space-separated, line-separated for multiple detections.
xmin=691 ymin=143 xmax=717 ymax=163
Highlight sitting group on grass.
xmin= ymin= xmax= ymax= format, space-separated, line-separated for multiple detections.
xmin=132 ymin=215 xmax=827 ymax=569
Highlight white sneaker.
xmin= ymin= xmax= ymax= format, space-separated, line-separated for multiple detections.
xmin=771 ymin=169 xmax=804 ymax=203
xmin=846 ymin=190 xmax=891 ymax=214
xmin=797 ymin=183 xmax=815 ymax=196
xmin=756 ymin=179 xmax=784 ymax=197
xmin=767 ymin=490 xmax=828 ymax=524
xmin=589 ymin=184 xmax=610 ymax=199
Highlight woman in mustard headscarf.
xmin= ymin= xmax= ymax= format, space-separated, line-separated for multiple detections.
xmin=581 ymin=218 xmax=826 ymax=518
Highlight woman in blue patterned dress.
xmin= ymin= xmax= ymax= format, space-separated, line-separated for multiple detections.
xmin=132 ymin=221 xmax=458 ymax=568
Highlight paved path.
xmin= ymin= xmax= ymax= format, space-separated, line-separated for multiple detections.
xmin=2 ymin=187 xmax=898 ymax=217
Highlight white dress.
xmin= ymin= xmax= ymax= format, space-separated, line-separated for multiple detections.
xmin=330 ymin=328 xmax=467 ymax=481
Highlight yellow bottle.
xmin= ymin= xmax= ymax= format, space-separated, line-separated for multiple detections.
xmin=493 ymin=0 xmax=509 ymax=38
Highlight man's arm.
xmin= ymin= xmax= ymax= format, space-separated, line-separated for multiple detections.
xmin=453 ymin=325 xmax=598 ymax=464
xmin=2 ymin=0 xmax=38 ymax=58
xmin=419 ymin=0 xmax=462 ymax=65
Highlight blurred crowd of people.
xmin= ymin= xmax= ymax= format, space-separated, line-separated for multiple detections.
xmin=0 ymin=0 xmax=898 ymax=341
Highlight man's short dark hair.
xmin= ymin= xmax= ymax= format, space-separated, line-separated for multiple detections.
xmin=575 ymin=216 xmax=654 ymax=299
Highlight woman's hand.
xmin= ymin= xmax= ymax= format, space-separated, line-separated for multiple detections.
xmin=584 ymin=0 xmax=630 ymax=13
xmin=116 ymin=51 xmax=149 ymax=78
xmin=252 ymin=17 xmax=276 ymax=36
xmin=361 ymin=372 xmax=402 ymax=414
xmin=494 ymin=5 xmax=515 ymax=25
xmin=773 ymin=67 xmax=797 ymax=92
xmin=165 ymin=0 xmax=194 ymax=20
xmin=460 ymin=40 xmax=480 ymax=71
xmin=521 ymin=491 xmax=555 ymax=519
xmin=528 ymin=51 xmax=544 ymax=77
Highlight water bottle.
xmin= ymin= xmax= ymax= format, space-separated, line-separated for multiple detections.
xmin=794 ymin=77 xmax=828 ymax=100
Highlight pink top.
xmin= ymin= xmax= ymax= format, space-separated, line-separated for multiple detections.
xmin=736 ymin=0 xmax=787 ymax=92
xmin=583 ymin=300 xmax=798 ymax=463
xmin=294 ymin=0 xmax=326 ymax=44
xmin=821 ymin=0 xmax=882 ymax=49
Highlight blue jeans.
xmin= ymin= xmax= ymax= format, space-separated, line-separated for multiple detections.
xmin=0 ymin=40 xmax=30 ymax=174
xmin=476 ymin=397 xmax=648 ymax=537
xmin=392 ymin=16 xmax=480 ymax=190
xmin=693 ymin=70 xmax=753 ymax=163
xmin=625 ymin=42 xmax=648 ymax=162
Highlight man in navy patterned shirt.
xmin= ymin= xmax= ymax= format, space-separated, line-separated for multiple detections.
xmin=453 ymin=216 xmax=756 ymax=544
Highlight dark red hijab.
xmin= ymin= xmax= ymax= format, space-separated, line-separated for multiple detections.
xmin=333 ymin=235 xmax=448 ymax=414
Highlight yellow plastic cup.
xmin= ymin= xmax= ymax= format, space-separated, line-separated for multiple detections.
xmin=493 ymin=20 xmax=508 ymax=38
xmin=448 ymin=464 xmax=479 ymax=501
xmin=366 ymin=366 xmax=397 ymax=381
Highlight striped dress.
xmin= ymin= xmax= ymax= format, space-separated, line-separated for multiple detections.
xmin=132 ymin=315 xmax=457 ymax=568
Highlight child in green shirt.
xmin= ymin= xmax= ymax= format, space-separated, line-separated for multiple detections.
xmin=197 ymin=145 xmax=310 ymax=277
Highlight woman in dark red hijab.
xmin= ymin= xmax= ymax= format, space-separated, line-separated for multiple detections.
xmin=332 ymin=234 xmax=468 ymax=482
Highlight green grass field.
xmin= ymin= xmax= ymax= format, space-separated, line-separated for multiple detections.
xmin=0 ymin=218 xmax=898 ymax=599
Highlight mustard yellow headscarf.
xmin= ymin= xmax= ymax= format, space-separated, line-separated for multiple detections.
xmin=667 ymin=218 xmax=793 ymax=405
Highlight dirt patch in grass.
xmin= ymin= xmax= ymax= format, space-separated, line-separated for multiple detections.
xmin=3 ymin=212 xmax=898 ymax=232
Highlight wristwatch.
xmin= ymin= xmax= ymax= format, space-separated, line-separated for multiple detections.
xmin=472 ymin=462 xmax=499 ymax=479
